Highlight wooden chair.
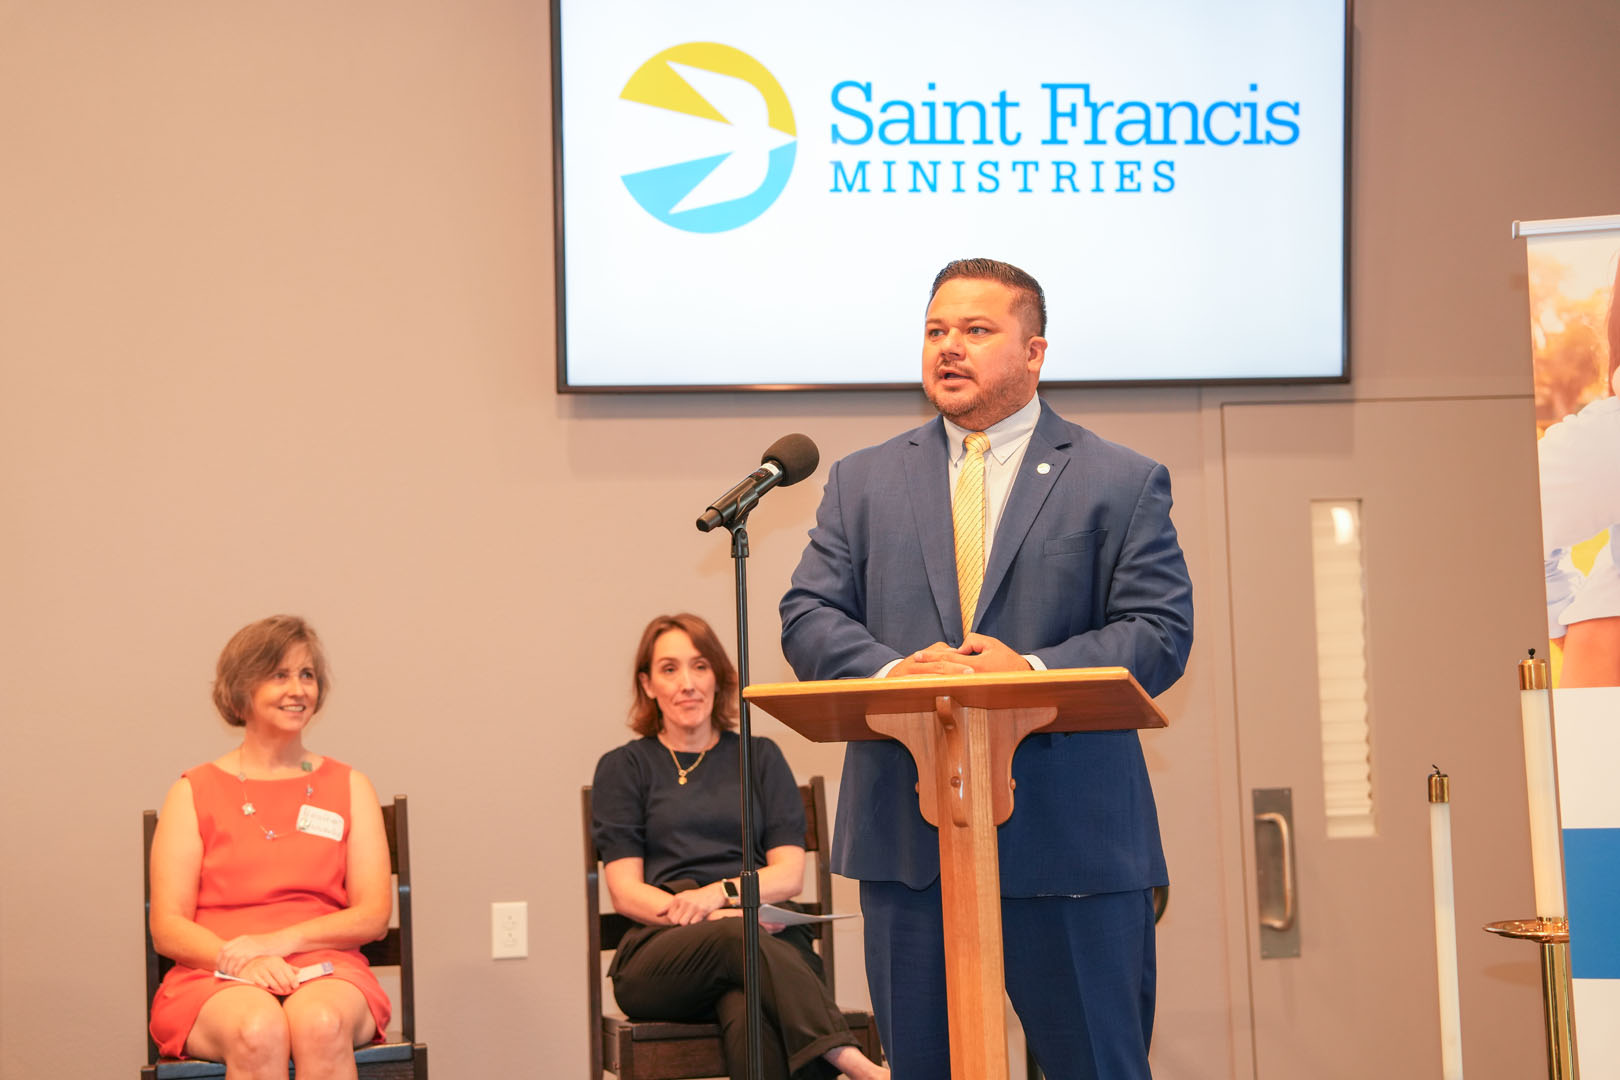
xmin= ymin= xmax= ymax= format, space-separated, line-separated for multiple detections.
xmin=142 ymin=796 xmax=429 ymax=1079
xmin=584 ymin=776 xmax=882 ymax=1079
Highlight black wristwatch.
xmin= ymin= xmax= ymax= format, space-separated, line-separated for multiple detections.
xmin=721 ymin=878 xmax=740 ymax=907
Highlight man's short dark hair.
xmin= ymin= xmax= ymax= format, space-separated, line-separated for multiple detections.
xmin=929 ymin=258 xmax=1047 ymax=338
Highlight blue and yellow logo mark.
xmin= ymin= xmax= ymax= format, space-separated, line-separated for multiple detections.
xmin=619 ymin=43 xmax=796 ymax=233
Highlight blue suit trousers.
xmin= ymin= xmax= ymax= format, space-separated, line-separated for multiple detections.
xmin=860 ymin=880 xmax=1156 ymax=1080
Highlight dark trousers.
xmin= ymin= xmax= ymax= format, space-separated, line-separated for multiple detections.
xmin=861 ymin=880 xmax=1157 ymax=1080
xmin=611 ymin=917 xmax=854 ymax=1080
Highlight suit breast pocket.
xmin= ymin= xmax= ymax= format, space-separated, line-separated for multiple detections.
xmin=1044 ymin=530 xmax=1104 ymax=557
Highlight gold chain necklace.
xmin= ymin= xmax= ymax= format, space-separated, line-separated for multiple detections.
xmin=665 ymin=742 xmax=708 ymax=786
xmin=236 ymin=750 xmax=315 ymax=840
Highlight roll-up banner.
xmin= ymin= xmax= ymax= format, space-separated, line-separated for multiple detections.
xmin=1519 ymin=212 xmax=1620 ymax=1074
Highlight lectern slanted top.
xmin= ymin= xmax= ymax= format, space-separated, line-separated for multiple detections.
xmin=745 ymin=665 xmax=1166 ymax=742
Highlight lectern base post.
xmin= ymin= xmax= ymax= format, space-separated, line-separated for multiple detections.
xmin=867 ymin=695 xmax=1055 ymax=1080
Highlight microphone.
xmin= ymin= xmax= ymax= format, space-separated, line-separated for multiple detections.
xmin=695 ymin=434 xmax=820 ymax=533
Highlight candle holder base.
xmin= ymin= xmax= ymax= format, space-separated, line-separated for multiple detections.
xmin=1483 ymin=917 xmax=1568 ymax=944
xmin=1484 ymin=917 xmax=1577 ymax=1079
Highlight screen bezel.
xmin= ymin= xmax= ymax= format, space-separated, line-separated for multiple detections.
xmin=550 ymin=1 xmax=1353 ymax=394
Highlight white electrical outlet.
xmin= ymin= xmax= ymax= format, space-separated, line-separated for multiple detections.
xmin=491 ymin=900 xmax=527 ymax=959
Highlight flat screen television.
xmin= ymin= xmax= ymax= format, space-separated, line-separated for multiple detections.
xmin=552 ymin=0 xmax=1350 ymax=392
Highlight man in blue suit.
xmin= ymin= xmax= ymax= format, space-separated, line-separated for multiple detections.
xmin=779 ymin=259 xmax=1193 ymax=1079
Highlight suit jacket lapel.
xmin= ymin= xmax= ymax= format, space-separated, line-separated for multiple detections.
xmin=977 ymin=401 xmax=1073 ymax=628
xmin=903 ymin=418 xmax=962 ymax=639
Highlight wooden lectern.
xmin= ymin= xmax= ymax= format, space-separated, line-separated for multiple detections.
xmin=745 ymin=667 xmax=1167 ymax=1080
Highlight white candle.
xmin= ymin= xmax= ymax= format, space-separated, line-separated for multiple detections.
xmin=1429 ymin=770 xmax=1463 ymax=1080
xmin=1519 ymin=656 xmax=1565 ymax=919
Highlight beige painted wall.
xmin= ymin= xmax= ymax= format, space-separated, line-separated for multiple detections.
xmin=2 ymin=1 xmax=1616 ymax=1077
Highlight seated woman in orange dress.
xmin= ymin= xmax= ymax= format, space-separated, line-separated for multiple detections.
xmin=148 ymin=615 xmax=393 ymax=1080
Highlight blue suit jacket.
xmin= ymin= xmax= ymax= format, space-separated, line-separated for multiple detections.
xmin=779 ymin=400 xmax=1194 ymax=894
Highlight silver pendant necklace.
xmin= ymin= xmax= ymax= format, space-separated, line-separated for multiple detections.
xmin=236 ymin=750 xmax=315 ymax=840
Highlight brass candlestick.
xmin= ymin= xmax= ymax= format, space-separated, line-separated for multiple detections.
xmin=1481 ymin=918 xmax=1576 ymax=1079
xmin=1484 ymin=652 xmax=1577 ymax=1079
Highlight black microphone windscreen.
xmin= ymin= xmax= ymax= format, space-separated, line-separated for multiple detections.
xmin=761 ymin=433 xmax=819 ymax=487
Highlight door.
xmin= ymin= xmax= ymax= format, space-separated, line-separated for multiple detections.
xmin=1223 ymin=398 xmax=1545 ymax=1078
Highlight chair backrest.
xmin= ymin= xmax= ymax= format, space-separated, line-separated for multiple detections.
xmin=143 ymin=795 xmax=416 ymax=1063
xmin=583 ymin=776 xmax=838 ymax=1079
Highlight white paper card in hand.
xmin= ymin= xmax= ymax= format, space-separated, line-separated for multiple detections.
xmin=758 ymin=904 xmax=856 ymax=926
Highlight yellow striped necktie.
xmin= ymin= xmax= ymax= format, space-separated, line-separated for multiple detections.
xmin=953 ymin=431 xmax=991 ymax=635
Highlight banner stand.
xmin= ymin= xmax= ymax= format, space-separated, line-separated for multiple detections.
xmin=1507 ymin=211 xmax=1620 ymax=1080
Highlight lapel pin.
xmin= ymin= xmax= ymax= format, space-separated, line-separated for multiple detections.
xmin=1036 ymin=462 xmax=1051 ymax=475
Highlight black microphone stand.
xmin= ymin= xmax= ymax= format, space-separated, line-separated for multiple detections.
xmin=697 ymin=434 xmax=817 ymax=1080
xmin=725 ymin=518 xmax=765 ymax=1080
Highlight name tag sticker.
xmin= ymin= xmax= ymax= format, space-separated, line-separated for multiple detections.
xmin=296 ymin=804 xmax=346 ymax=841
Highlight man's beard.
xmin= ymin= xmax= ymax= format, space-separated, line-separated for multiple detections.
xmin=926 ymin=376 xmax=1029 ymax=429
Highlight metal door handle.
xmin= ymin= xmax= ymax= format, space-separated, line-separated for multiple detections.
xmin=1255 ymin=810 xmax=1295 ymax=931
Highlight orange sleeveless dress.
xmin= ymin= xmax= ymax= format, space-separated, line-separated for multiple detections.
xmin=148 ymin=757 xmax=392 ymax=1058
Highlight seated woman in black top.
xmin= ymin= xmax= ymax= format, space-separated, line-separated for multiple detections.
xmin=591 ymin=613 xmax=888 ymax=1080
